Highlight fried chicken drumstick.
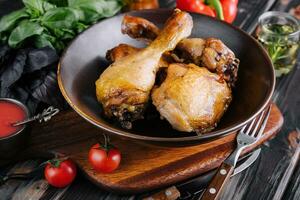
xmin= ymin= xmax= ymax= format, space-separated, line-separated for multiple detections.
xmin=121 ymin=15 xmax=239 ymax=87
xmin=152 ymin=63 xmax=232 ymax=133
xmin=95 ymin=10 xmax=193 ymax=129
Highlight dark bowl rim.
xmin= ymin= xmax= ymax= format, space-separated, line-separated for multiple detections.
xmin=57 ymin=8 xmax=276 ymax=142
xmin=0 ymin=98 xmax=29 ymax=141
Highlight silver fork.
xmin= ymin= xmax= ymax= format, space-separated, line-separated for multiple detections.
xmin=200 ymin=105 xmax=271 ymax=200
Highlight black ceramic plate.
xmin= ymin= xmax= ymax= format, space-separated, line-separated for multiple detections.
xmin=58 ymin=9 xmax=275 ymax=146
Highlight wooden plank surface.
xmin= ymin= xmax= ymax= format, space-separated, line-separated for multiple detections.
xmin=218 ymin=60 xmax=300 ymax=200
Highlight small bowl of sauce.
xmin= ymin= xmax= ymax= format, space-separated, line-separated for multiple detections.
xmin=0 ymin=98 xmax=30 ymax=159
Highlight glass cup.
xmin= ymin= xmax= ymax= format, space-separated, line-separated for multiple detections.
xmin=256 ymin=11 xmax=300 ymax=77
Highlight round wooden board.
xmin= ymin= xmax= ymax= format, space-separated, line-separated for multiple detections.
xmin=48 ymin=103 xmax=282 ymax=194
xmin=10 ymin=103 xmax=282 ymax=194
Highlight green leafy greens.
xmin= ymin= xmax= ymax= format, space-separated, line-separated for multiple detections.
xmin=8 ymin=20 xmax=44 ymax=47
xmin=0 ymin=0 xmax=124 ymax=52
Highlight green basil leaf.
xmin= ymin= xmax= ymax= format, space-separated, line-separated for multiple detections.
xmin=75 ymin=22 xmax=88 ymax=33
xmin=8 ymin=20 xmax=44 ymax=48
xmin=53 ymin=28 xmax=75 ymax=40
xmin=26 ymin=8 xmax=40 ymax=19
xmin=67 ymin=0 xmax=88 ymax=6
xmin=35 ymin=33 xmax=55 ymax=49
xmin=0 ymin=8 xmax=29 ymax=33
xmin=101 ymin=0 xmax=123 ymax=17
xmin=43 ymin=2 xmax=56 ymax=12
xmin=23 ymin=0 xmax=56 ymax=17
xmin=41 ymin=7 xmax=83 ymax=30
xmin=53 ymin=40 xmax=65 ymax=52
xmin=68 ymin=0 xmax=122 ymax=23
xmin=77 ymin=9 xmax=99 ymax=24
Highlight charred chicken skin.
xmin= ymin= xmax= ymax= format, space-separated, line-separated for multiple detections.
xmin=152 ymin=63 xmax=232 ymax=133
xmin=95 ymin=10 xmax=193 ymax=129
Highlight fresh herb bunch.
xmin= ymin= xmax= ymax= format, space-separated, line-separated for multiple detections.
xmin=0 ymin=0 xmax=124 ymax=113
xmin=0 ymin=0 xmax=124 ymax=52
xmin=258 ymin=23 xmax=299 ymax=77
xmin=263 ymin=24 xmax=295 ymax=62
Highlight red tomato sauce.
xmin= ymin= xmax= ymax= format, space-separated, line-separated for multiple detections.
xmin=0 ymin=100 xmax=26 ymax=138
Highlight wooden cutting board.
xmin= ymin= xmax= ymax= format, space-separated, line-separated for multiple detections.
xmin=19 ymin=103 xmax=283 ymax=194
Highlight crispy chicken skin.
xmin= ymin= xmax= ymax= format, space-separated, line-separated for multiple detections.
xmin=201 ymin=38 xmax=239 ymax=87
xmin=96 ymin=10 xmax=193 ymax=129
xmin=152 ymin=63 xmax=232 ymax=133
xmin=121 ymin=15 xmax=239 ymax=87
xmin=122 ymin=15 xmax=160 ymax=43
xmin=106 ymin=44 xmax=141 ymax=62
xmin=106 ymin=43 xmax=171 ymax=68
xmin=174 ymin=38 xmax=240 ymax=87
xmin=174 ymin=38 xmax=206 ymax=65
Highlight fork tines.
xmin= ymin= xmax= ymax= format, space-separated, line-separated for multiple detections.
xmin=241 ymin=105 xmax=272 ymax=138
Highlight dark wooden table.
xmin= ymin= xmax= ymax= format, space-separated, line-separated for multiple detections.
xmin=1 ymin=0 xmax=300 ymax=199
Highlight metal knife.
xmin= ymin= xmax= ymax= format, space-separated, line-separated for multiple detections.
xmin=142 ymin=148 xmax=261 ymax=200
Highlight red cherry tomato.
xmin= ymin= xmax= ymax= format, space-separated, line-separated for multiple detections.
xmin=44 ymin=159 xmax=77 ymax=188
xmin=88 ymin=143 xmax=121 ymax=173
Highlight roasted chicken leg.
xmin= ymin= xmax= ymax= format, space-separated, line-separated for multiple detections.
xmin=106 ymin=43 xmax=171 ymax=69
xmin=121 ymin=15 xmax=239 ymax=87
xmin=152 ymin=63 xmax=232 ymax=133
xmin=184 ymin=38 xmax=239 ymax=87
xmin=95 ymin=10 xmax=193 ymax=129
xmin=106 ymin=43 xmax=141 ymax=62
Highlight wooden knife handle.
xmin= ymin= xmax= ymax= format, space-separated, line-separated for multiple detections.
xmin=201 ymin=162 xmax=234 ymax=200
xmin=143 ymin=186 xmax=180 ymax=200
